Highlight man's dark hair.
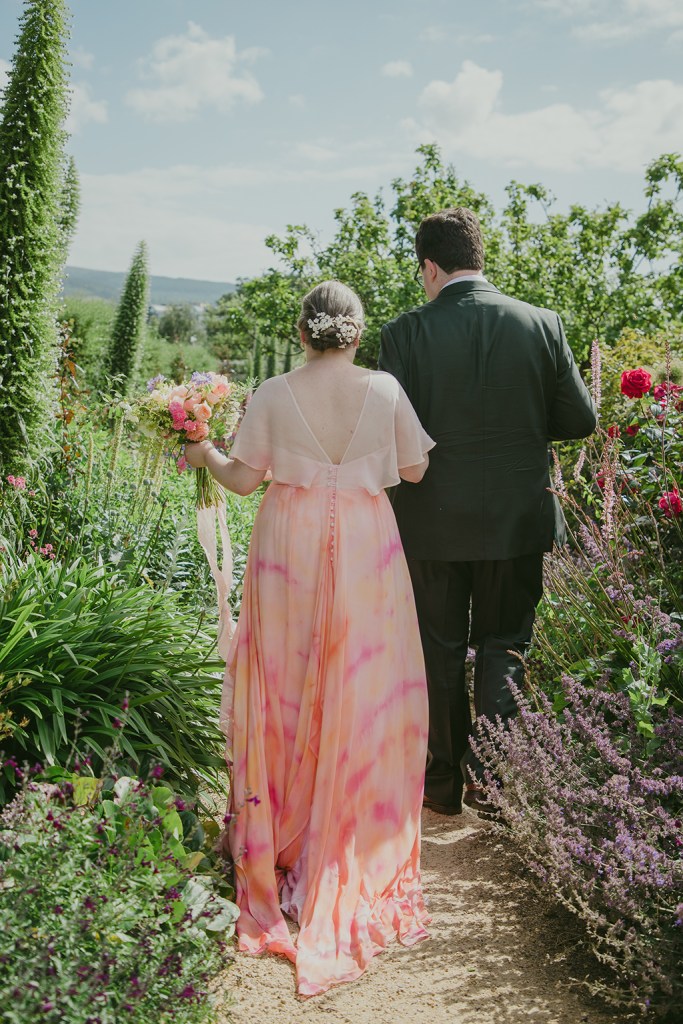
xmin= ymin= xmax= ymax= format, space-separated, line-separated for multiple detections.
xmin=415 ymin=207 xmax=485 ymax=273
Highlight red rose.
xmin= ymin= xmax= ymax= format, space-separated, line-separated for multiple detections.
xmin=653 ymin=381 xmax=682 ymax=405
xmin=607 ymin=424 xmax=620 ymax=438
xmin=620 ymin=368 xmax=652 ymax=399
xmin=625 ymin=423 xmax=640 ymax=436
xmin=658 ymin=489 xmax=682 ymax=518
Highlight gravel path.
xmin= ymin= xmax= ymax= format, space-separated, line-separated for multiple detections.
xmin=214 ymin=807 xmax=630 ymax=1024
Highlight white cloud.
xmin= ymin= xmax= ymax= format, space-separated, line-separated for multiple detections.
xmin=66 ymin=83 xmax=108 ymax=134
xmin=381 ymin=60 xmax=413 ymax=78
xmin=69 ymin=154 xmax=404 ymax=280
xmin=533 ymin=0 xmax=683 ymax=42
xmin=294 ymin=142 xmax=337 ymax=162
xmin=418 ymin=25 xmax=495 ymax=44
xmin=419 ymin=26 xmax=447 ymax=43
xmin=70 ymin=46 xmax=95 ymax=70
xmin=407 ymin=60 xmax=683 ymax=173
xmin=126 ymin=21 xmax=265 ymax=122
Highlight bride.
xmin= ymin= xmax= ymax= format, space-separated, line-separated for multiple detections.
xmin=185 ymin=280 xmax=433 ymax=995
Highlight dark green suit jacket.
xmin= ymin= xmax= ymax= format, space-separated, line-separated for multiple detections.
xmin=378 ymin=279 xmax=596 ymax=561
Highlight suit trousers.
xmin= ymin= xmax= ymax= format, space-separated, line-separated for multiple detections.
xmin=406 ymin=553 xmax=544 ymax=810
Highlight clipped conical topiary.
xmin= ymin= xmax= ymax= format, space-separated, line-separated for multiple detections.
xmin=109 ymin=241 xmax=150 ymax=395
xmin=266 ymin=346 xmax=277 ymax=379
xmin=59 ymin=154 xmax=80 ymax=251
xmin=251 ymin=338 xmax=263 ymax=381
xmin=0 ymin=0 xmax=71 ymax=474
xmin=283 ymin=341 xmax=293 ymax=373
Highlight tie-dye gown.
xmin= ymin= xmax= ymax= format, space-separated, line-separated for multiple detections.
xmin=221 ymin=371 xmax=433 ymax=996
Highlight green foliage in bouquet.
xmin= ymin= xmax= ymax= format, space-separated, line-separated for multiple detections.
xmin=0 ymin=550 xmax=227 ymax=804
xmin=109 ymin=241 xmax=151 ymax=396
xmin=0 ymin=757 xmax=237 ymax=1024
xmin=0 ymin=0 xmax=71 ymax=475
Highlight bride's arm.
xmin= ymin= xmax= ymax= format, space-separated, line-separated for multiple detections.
xmin=185 ymin=441 xmax=267 ymax=496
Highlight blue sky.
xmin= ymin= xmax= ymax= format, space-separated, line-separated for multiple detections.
xmin=1 ymin=0 xmax=682 ymax=282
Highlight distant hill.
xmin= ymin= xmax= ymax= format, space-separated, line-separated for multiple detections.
xmin=63 ymin=266 xmax=236 ymax=305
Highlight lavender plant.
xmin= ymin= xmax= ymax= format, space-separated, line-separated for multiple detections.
xmin=471 ymin=676 xmax=683 ymax=1017
xmin=0 ymin=755 xmax=237 ymax=1024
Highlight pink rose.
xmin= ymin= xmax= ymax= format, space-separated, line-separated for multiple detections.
xmin=183 ymin=395 xmax=200 ymax=412
xmin=620 ymin=368 xmax=652 ymax=399
xmin=193 ymin=401 xmax=212 ymax=422
xmin=184 ymin=420 xmax=209 ymax=442
xmin=176 ymin=455 xmax=188 ymax=473
xmin=210 ymin=381 xmax=230 ymax=399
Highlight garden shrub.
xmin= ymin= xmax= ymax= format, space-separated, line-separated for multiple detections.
xmin=471 ymin=676 xmax=683 ymax=1018
xmin=536 ymin=340 xmax=683 ymax=702
xmin=488 ymin=338 xmax=683 ymax=1015
xmin=0 ymin=757 xmax=237 ymax=1024
xmin=0 ymin=551 xmax=227 ymax=803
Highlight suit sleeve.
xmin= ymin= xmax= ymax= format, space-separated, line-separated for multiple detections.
xmin=547 ymin=315 xmax=597 ymax=441
xmin=378 ymin=322 xmax=408 ymax=389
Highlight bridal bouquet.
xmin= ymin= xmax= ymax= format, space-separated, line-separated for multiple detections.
xmin=132 ymin=370 xmax=248 ymax=507
xmin=129 ymin=370 xmax=250 ymax=657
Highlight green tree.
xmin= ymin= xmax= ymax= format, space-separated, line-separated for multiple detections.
xmin=157 ymin=302 xmax=203 ymax=346
xmin=0 ymin=0 xmax=70 ymax=473
xmin=207 ymin=269 xmax=301 ymax=365
xmin=108 ymin=241 xmax=150 ymax=395
xmin=226 ymin=145 xmax=682 ymax=367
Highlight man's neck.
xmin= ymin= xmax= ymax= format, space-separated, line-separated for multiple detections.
xmin=440 ymin=270 xmax=485 ymax=292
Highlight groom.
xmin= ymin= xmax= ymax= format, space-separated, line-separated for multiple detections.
xmin=379 ymin=207 xmax=596 ymax=815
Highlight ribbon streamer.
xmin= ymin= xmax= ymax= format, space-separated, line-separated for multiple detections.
xmin=196 ymin=502 xmax=235 ymax=660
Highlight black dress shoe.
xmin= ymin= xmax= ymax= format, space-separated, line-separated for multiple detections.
xmin=463 ymin=786 xmax=500 ymax=820
xmin=422 ymin=795 xmax=463 ymax=816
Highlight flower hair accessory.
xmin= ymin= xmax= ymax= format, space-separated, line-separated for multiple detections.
xmin=307 ymin=312 xmax=358 ymax=347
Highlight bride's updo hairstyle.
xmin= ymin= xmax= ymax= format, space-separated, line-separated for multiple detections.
xmin=297 ymin=281 xmax=365 ymax=352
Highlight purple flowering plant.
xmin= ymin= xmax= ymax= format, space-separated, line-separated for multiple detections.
xmin=471 ymin=674 xmax=683 ymax=1017
xmin=0 ymin=746 xmax=238 ymax=1024
xmin=478 ymin=338 xmax=683 ymax=1015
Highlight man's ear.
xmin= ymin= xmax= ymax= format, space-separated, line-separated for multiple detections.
xmin=424 ymin=258 xmax=439 ymax=283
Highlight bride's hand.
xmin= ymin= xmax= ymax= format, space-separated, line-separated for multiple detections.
xmin=184 ymin=440 xmax=214 ymax=468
